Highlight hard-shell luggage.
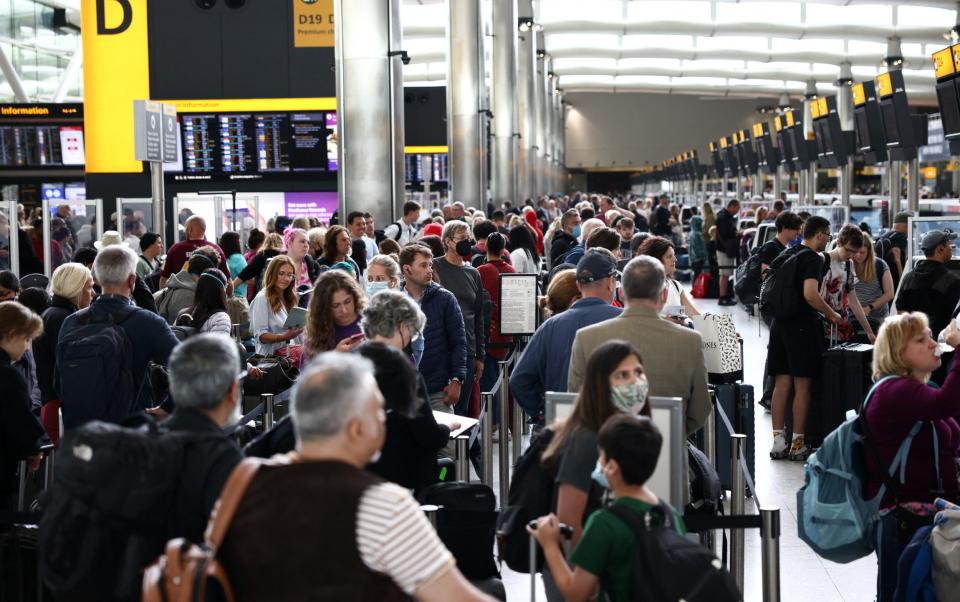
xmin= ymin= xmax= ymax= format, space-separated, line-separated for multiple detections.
xmin=810 ymin=342 xmax=873 ymax=448
xmin=712 ymin=383 xmax=756 ymax=493
xmin=417 ymin=481 xmax=500 ymax=581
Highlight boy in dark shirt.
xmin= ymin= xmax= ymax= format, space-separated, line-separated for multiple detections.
xmin=529 ymin=415 xmax=681 ymax=602
xmin=767 ymin=216 xmax=841 ymax=461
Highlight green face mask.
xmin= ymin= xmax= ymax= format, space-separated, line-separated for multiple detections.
xmin=610 ymin=376 xmax=649 ymax=412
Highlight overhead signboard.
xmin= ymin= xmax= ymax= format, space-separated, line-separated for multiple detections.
xmin=162 ymin=104 xmax=178 ymax=163
xmin=293 ymin=0 xmax=335 ymax=48
xmin=133 ymin=100 xmax=163 ymax=163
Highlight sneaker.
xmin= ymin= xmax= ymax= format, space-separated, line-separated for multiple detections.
xmin=788 ymin=442 xmax=814 ymax=462
xmin=769 ymin=433 xmax=789 ymax=460
xmin=758 ymin=397 xmax=771 ymax=413
xmin=718 ymin=297 xmax=738 ymax=307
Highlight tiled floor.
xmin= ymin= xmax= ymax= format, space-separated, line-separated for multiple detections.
xmin=490 ymin=292 xmax=879 ymax=602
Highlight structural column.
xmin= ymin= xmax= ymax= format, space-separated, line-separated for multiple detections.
xmin=448 ymin=0 xmax=486 ymax=210
xmin=552 ymin=84 xmax=562 ymax=193
xmin=541 ymin=52 xmax=554 ymax=196
xmin=802 ymin=79 xmax=818 ymax=205
xmin=334 ymin=0 xmax=405 ymax=225
xmin=491 ymin=0 xmax=519 ymax=207
xmin=837 ymin=63 xmax=854 ymax=209
xmin=533 ymin=34 xmax=546 ymax=198
xmin=517 ymin=1 xmax=536 ymax=204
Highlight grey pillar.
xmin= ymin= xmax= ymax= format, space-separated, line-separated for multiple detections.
xmin=491 ymin=0 xmax=519 ymax=208
xmin=837 ymin=72 xmax=854 ymax=209
xmin=448 ymin=0 xmax=486 ymax=210
xmin=889 ymin=160 xmax=901 ymax=226
xmin=334 ymin=0 xmax=405 ymax=226
xmin=553 ymin=87 xmax=563 ymax=193
xmin=559 ymin=102 xmax=566 ymax=192
xmin=517 ymin=4 xmax=536 ymax=204
xmin=542 ymin=53 xmax=554 ymax=195
xmin=907 ymin=158 xmax=920 ymax=214
xmin=534 ymin=35 xmax=546 ymax=197
xmin=803 ymin=87 xmax=818 ymax=205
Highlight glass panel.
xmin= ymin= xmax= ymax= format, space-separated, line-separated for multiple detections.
xmin=117 ymin=199 xmax=156 ymax=243
xmin=174 ymin=195 xmax=219 ymax=244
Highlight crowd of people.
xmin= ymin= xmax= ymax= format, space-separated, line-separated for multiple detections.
xmin=1 ymin=190 xmax=959 ymax=602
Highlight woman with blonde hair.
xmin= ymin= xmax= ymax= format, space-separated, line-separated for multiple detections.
xmin=249 ymin=255 xmax=302 ymax=355
xmin=863 ymin=313 xmax=960 ymax=602
xmin=853 ymin=232 xmax=894 ymax=328
xmin=701 ymin=201 xmax=716 ymax=240
xmin=32 ymin=262 xmax=94 ymax=444
xmin=304 ymin=269 xmax=367 ymax=361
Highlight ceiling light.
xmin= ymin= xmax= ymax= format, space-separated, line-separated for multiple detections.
xmin=518 ymin=17 xmax=534 ymax=32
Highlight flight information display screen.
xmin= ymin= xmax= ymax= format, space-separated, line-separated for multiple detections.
xmin=176 ymin=110 xmax=338 ymax=178
xmin=0 ymin=103 xmax=84 ymax=169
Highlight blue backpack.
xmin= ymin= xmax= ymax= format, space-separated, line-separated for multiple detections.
xmin=893 ymin=525 xmax=938 ymax=602
xmin=797 ymin=376 xmax=933 ymax=564
xmin=57 ymin=305 xmax=139 ymax=429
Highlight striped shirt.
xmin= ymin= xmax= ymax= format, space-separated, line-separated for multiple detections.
xmin=356 ymin=482 xmax=455 ymax=594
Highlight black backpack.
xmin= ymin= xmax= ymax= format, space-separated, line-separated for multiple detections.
xmin=606 ymin=502 xmax=740 ymax=602
xmin=685 ymin=441 xmax=722 ymax=517
xmin=874 ymin=233 xmax=895 ymax=270
xmin=416 ymin=481 xmax=500 ymax=580
xmin=495 ymin=428 xmax=556 ymax=573
xmin=57 ymin=305 xmax=140 ymax=429
xmin=733 ymin=245 xmax=764 ymax=306
xmin=38 ymin=417 xmax=218 ymax=601
xmin=758 ymin=246 xmax=814 ymax=319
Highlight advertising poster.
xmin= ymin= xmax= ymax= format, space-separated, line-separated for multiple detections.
xmin=284 ymin=191 xmax=338 ymax=224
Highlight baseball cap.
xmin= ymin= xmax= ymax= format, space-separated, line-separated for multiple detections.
xmin=893 ymin=211 xmax=913 ymax=225
xmin=576 ymin=250 xmax=618 ymax=283
xmin=920 ymin=229 xmax=957 ymax=254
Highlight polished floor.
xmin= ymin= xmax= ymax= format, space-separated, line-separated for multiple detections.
xmin=488 ymin=291 xmax=879 ymax=602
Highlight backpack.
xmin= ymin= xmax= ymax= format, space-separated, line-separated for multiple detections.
xmin=691 ymin=271 xmax=712 ymax=299
xmin=796 ymin=376 xmax=937 ymax=564
xmin=758 ymin=246 xmax=814 ymax=319
xmin=686 ymin=441 xmax=722 ymax=517
xmin=733 ymin=245 xmax=764 ymax=306
xmin=143 ymin=459 xmax=264 ymax=602
xmin=495 ymin=428 xmax=556 ymax=573
xmin=39 ymin=417 xmax=221 ymax=601
xmin=894 ymin=525 xmax=938 ymax=602
xmin=416 ymin=482 xmax=500 ymax=580
xmin=874 ymin=233 xmax=895 ymax=271
xmin=606 ymin=502 xmax=740 ymax=602
xmin=57 ymin=304 xmax=140 ymax=429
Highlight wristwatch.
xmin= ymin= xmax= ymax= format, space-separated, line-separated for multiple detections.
xmin=448 ymin=377 xmax=463 ymax=385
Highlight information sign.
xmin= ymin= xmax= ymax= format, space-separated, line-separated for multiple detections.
xmin=499 ymin=274 xmax=538 ymax=336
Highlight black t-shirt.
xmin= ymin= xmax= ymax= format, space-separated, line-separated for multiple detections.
xmin=758 ymin=239 xmax=786 ymax=269
xmin=652 ymin=205 xmax=672 ymax=235
xmin=781 ymin=246 xmax=824 ymax=320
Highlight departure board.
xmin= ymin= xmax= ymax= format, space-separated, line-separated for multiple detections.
xmin=178 ymin=110 xmax=337 ymax=178
xmin=0 ymin=103 xmax=84 ymax=169
xmin=0 ymin=125 xmax=67 ymax=167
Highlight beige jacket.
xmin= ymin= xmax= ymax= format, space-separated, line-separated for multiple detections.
xmin=567 ymin=304 xmax=711 ymax=436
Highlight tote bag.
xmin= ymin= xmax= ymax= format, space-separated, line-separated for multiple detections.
xmin=690 ymin=314 xmax=742 ymax=384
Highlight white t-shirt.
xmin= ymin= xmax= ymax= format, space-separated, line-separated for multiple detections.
xmin=664 ymin=278 xmax=684 ymax=309
xmin=356 ymin=482 xmax=455 ymax=594
xmin=510 ymin=248 xmax=538 ymax=274
xmin=820 ymin=254 xmax=857 ymax=314
xmin=383 ymin=221 xmax=417 ymax=246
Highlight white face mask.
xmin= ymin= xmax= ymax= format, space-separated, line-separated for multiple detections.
xmin=366 ymin=280 xmax=389 ymax=297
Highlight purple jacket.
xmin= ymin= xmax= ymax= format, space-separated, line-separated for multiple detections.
xmin=864 ymin=352 xmax=960 ymax=507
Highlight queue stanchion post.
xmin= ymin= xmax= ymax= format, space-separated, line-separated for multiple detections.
xmin=730 ymin=434 xmax=747 ymax=594
xmin=232 ymin=323 xmax=241 ymax=343
xmin=498 ymin=358 xmax=511 ymax=504
xmin=481 ymin=391 xmax=494 ymax=487
xmin=702 ymin=398 xmax=717 ymax=553
xmin=262 ymin=393 xmax=275 ymax=431
xmin=41 ymin=443 xmax=54 ymax=491
xmin=761 ymin=506 xmax=782 ymax=602
xmin=422 ymin=504 xmax=441 ymax=530
xmin=17 ymin=460 xmax=27 ymax=512
xmin=456 ymin=435 xmax=470 ymax=483
xmin=510 ymin=355 xmax=522 ymax=465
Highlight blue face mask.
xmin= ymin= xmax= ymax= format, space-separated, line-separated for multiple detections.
xmin=591 ymin=460 xmax=610 ymax=490
xmin=572 ymin=225 xmax=582 ymax=239
xmin=366 ymin=280 xmax=390 ymax=297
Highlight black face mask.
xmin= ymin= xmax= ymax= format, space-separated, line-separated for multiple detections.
xmin=455 ymin=239 xmax=473 ymax=257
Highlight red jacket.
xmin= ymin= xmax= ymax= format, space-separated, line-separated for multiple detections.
xmin=477 ymin=259 xmax=516 ymax=360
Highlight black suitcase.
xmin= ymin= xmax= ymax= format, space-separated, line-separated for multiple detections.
xmin=811 ymin=342 xmax=873 ymax=447
xmin=417 ymin=482 xmax=500 ymax=581
xmin=711 ymin=383 xmax=755 ymax=493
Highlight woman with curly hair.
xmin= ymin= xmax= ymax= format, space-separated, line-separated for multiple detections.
xmin=304 ymin=269 xmax=367 ymax=361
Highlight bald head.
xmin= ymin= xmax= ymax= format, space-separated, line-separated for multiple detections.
xmin=185 ymin=216 xmax=207 ymax=240
xmin=580 ymin=218 xmax=605 ymax=243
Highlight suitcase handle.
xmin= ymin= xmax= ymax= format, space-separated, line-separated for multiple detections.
xmin=527 ymin=521 xmax=573 ymax=602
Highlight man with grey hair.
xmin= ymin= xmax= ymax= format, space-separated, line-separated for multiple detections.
xmin=361 ymin=289 xmax=426 ymax=350
xmin=58 ymin=245 xmax=179 ymax=426
xmin=163 ymin=333 xmax=243 ymax=543
xmin=219 ymin=353 xmax=494 ymax=602
xmin=567 ymin=255 xmax=710 ymax=435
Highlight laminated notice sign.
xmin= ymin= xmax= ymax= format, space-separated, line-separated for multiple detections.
xmin=499 ymin=274 xmax=538 ymax=336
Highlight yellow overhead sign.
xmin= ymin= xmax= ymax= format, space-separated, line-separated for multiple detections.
xmin=810 ymin=100 xmax=821 ymax=119
xmin=933 ymin=47 xmax=956 ymax=80
xmin=774 ymin=115 xmax=783 ymax=132
xmin=876 ymin=72 xmax=894 ymax=98
xmin=852 ymin=83 xmax=866 ymax=107
xmin=293 ymin=0 xmax=335 ymax=48
xmin=404 ymin=146 xmax=448 ymax=154
xmin=785 ymin=110 xmax=796 ymax=128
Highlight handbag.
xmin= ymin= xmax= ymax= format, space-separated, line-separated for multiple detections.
xmin=142 ymin=460 xmax=265 ymax=602
xmin=691 ymin=272 xmax=712 ymax=299
xmin=244 ymin=354 xmax=299 ymax=396
xmin=690 ymin=314 xmax=742 ymax=384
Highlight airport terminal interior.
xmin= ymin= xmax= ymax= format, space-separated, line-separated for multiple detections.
xmin=4 ymin=0 xmax=960 ymax=601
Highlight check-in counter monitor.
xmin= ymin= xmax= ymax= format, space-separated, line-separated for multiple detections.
xmin=932 ymin=45 xmax=960 ymax=157
xmin=709 ymin=141 xmax=724 ymax=176
xmin=781 ymin=109 xmax=815 ymax=170
xmin=852 ymin=81 xmax=888 ymax=164
xmin=735 ymin=130 xmax=759 ymax=175
xmin=752 ymin=122 xmax=781 ymax=172
xmin=719 ymin=136 xmax=739 ymax=177
xmin=811 ymin=96 xmax=854 ymax=168
xmin=774 ymin=115 xmax=797 ymax=173
xmin=876 ymin=70 xmax=928 ymax=161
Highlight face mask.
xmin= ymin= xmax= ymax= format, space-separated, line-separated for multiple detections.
xmin=591 ymin=460 xmax=610 ymax=490
xmin=611 ymin=375 xmax=649 ymax=412
xmin=572 ymin=225 xmax=582 ymax=239
xmin=455 ymin=239 xmax=473 ymax=257
xmin=366 ymin=280 xmax=389 ymax=297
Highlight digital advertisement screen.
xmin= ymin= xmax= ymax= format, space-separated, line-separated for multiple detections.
xmin=174 ymin=110 xmax=338 ymax=179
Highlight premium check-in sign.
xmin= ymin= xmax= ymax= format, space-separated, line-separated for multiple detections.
xmin=134 ymin=99 xmax=163 ymax=162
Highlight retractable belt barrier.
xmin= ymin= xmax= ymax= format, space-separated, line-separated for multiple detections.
xmin=691 ymin=398 xmax=781 ymax=602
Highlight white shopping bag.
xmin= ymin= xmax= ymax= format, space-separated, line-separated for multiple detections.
xmin=690 ymin=314 xmax=742 ymax=383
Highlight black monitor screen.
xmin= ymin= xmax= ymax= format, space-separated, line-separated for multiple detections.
xmin=854 ymin=109 xmax=871 ymax=151
xmin=880 ymin=101 xmax=901 ymax=146
xmin=936 ymin=81 xmax=960 ymax=140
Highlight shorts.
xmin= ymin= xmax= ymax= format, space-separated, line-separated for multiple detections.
xmin=716 ymin=251 xmax=735 ymax=277
xmin=767 ymin=316 xmax=824 ymax=378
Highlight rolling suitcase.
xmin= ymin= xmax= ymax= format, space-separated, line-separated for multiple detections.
xmin=812 ymin=342 xmax=873 ymax=448
xmin=417 ymin=481 xmax=500 ymax=581
xmin=711 ymin=383 xmax=755 ymax=493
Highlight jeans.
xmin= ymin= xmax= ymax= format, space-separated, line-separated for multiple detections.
xmin=454 ymin=359 xmax=476 ymax=416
